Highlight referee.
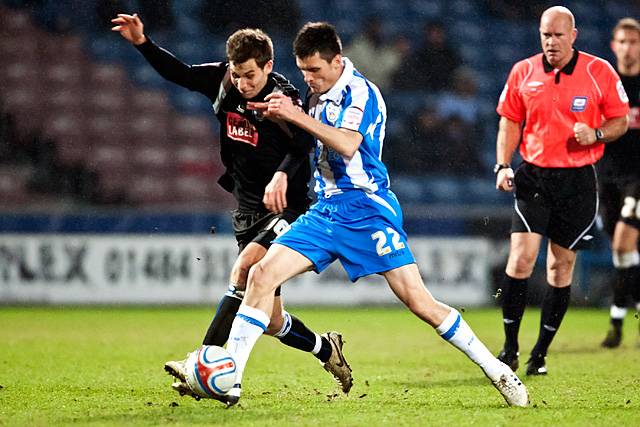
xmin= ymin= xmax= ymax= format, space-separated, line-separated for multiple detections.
xmin=494 ymin=6 xmax=629 ymax=375
xmin=599 ymin=18 xmax=640 ymax=348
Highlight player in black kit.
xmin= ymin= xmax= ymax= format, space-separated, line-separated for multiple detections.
xmin=599 ymin=18 xmax=640 ymax=347
xmin=111 ymin=14 xmax=352 ymax=400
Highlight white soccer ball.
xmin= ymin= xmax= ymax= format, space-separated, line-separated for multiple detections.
xmin=184 ymin=345 xmax=237 ymax=398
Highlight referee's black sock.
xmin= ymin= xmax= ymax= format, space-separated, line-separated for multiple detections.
xmin=202 ymin=289 xmax=243 ymax=346
xmin=276 ymin=313 xmax=332 ymax=363
xmin=500 ymin=274 xmax=528 ymax=353
xmin=531 ymin=285 xmax=571 ymax=359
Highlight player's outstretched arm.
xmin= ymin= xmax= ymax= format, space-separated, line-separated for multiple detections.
xmin=111 ymin=13 xmax=220 ymax=95
xmin=111 ymin=13 xmax=146 ymax=45
xmin=249 ymin=93 xmax=363 ymax=158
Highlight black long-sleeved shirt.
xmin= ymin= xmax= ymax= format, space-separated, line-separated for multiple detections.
xmin=136 ymin=38 xmax=312 ymax=212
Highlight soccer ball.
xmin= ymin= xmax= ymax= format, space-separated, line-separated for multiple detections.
xmin=184 ymin=345 xmax=237 ymax=398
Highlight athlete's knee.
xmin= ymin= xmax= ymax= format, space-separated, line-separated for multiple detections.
xmin=507 ymin=252 xmax=537 ymax=276
xmin=230 ymin=259 xmax=253 ymax=288
xmin=247 ymin=261 xmax=278 ymax=295
xmin=547 ymin=258 xmax=575 ymax=285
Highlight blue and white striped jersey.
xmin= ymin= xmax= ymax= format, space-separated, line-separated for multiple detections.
xmin=307 ymin=57 xmax=390 ymax=197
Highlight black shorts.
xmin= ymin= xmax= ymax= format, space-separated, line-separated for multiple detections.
xmin=599 ymin=180 xmax=640 ymax=237
xmin=511 ymin=162 xmax=598 ymax=250
xmin=230 ymin=207 xmax=305 ymax=298
xmin=232 ymin=207 xmax=305 ymax=253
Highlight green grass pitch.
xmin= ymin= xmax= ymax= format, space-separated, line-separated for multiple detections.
xmin=1 ymin=306 xmax=639 ymax=426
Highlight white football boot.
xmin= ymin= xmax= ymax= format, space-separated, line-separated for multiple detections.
xmin=491 ymin=362 xmax=530 ymax=407
xmin=164 ymin=351 xmax=196 ymax=382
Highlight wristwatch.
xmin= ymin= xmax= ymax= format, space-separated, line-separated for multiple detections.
xmin=595 ymin=128 xmax=604 ymax=141
xmin=493 ymin=163 xmax=511 ymax=174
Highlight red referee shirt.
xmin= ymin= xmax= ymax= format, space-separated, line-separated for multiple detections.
xmin=497 ymin=50 xmax=629 ymax=168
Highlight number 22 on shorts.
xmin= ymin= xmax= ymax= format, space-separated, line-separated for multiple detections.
xmin=371 ymin=227 xmax=405 ymax=256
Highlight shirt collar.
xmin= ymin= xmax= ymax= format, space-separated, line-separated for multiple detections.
xmin=320 ymin=57 xmax=354 ymax=103
xmin=542 ymin=49 xmax=579 ymax=74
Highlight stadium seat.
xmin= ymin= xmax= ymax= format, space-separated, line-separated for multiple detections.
xmin=87 ymin=89 xmax=128 ymax=115
xmin=128 ymin=173 xmax=175 ymax=205
xmin=130 ymin=113 xmax=170 ymax=141
xmin=0 ymin=165 xmax=33 ymax=205
xmin=0 ymin=60 xmax=40 ymax=94
xmin=88 ymin=144 xmax=130 ymax=173
xmin=175 ymin=143 xmax=221 ymax=176
xmin=40 ymin=35 xmax=85 ymax=65
xmin=131 ymin=144 xmax=175 ymax=171
xmin=85 ymin=113 xmax=131 ymax=145
xmin=87 ymin=35 xmax=129 ymax=63
xmin=132 ymin=89 xmax=172 ymax=116
xmin=0 ymin=34 xmax=39 ymax=63
xmin=89 ymin=63 xmax=128 ymax=91
xmin=2 ymin=86 xmax=43 ymax=135
xmin=173 ymin=174 xmax=234 ymax=208
xmin=0 ymin=7 xmax=34 ymax=36
xmin=170 ymin=90 xmax=212 ymax=115
xmin=46 ymin=89 xmax=86 ymax=117
xmin=171 ymin=114 xmax=213 ymax=142
xmin=44 ymin=62 xmax=87 ymax=91
xmin=408 ymin=0 xmax=444 ymax=19
xmin=132 ymin=63 xmax=168 ymax=88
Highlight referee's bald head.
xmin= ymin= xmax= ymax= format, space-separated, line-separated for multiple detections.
xmin=541 ymin=6 xmax=575 ymax=29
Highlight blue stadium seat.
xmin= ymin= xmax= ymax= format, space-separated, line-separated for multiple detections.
xmin=170 ymin=90 xmax=212 ymax=115
xmin=450 ymin=20 xmax=486 ymax=44
xmin=132 ymin=63 xmax=167 ymax=88
xmin=408 ymin=0 xmax=444 ymax=20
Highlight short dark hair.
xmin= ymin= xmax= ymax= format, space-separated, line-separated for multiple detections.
xmin=612 ymin=17 xmax=640 ymax=39
xmin=226 ymin=28 xmax=273 ymax=67
xmin=293 ymin=22 xmax=342 ymax=62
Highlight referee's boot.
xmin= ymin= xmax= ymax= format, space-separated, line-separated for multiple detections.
xmin=525 ymin=354 xmax=547 ymax=376
xmin=601 ymin=325 xmax=622 ymax=348
xmin=321 ymin=331 xmax=353 ymax=394
xmin=497 ymin=348 xmax=519 ymax=372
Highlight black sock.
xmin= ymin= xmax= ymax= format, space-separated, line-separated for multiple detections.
xmin=500 ymin=274 xmax=528 ymax=353
xmin=612 ymin=267 xmax=629 ymax=308
xmin=609 ymin=266 xmax=632 ymax=329
xmin=611 ymin=318 xmax=623 ymax=330
xmin=202 ymin=294 xmax=242 ymax=346
xmin=278 ymin=315 xmax=332 ymax=362
xmin=531 ymin=285 xmax=571 ymax=359
xmin=624 ymin=265 xmax=640 ymax=305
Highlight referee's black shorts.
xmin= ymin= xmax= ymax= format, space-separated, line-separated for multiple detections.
xmin=511 ymin=162 xmax=598 ymax=250
xmin=599 ymin=179 xmax=640 ymax=237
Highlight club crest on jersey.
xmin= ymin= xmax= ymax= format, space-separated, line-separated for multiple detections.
xmin=570 ymin=96 xmax=588 ymax=112
xmin=325 ymin=103 xmax=340 ymax=124
xmin=226 ymin=112 xmax=258 ymax=146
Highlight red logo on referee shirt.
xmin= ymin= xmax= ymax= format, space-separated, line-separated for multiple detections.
xmin=226 ymin=112 xmax=258 ymax=146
